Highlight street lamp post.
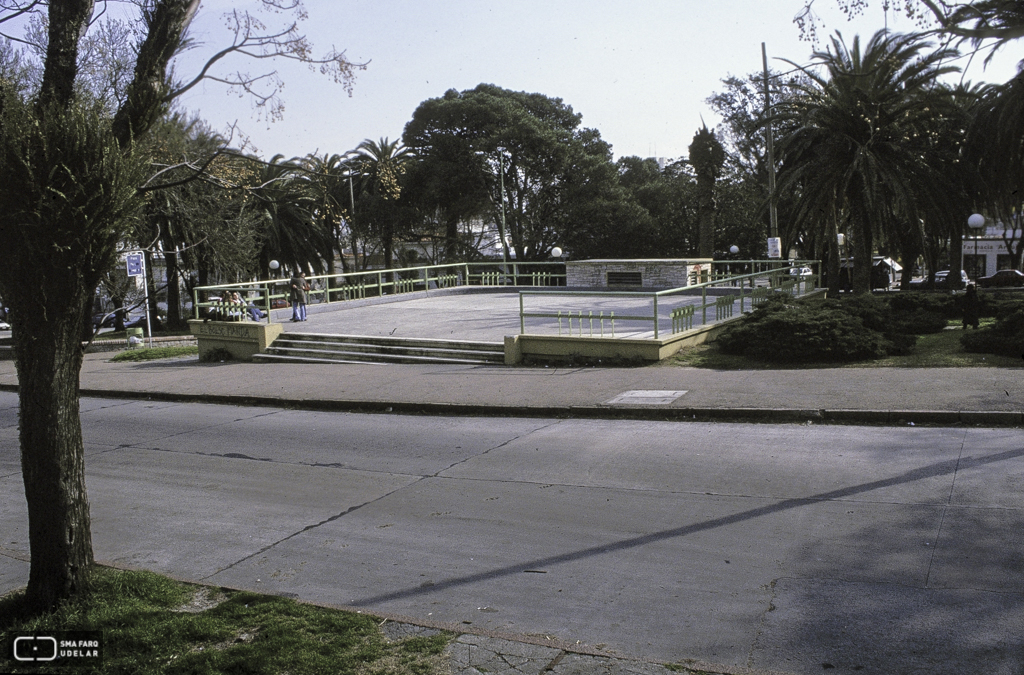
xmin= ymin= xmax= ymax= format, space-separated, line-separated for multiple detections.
xmin=967 ymin=213 xmax=986 ymax=281
xmin=837 ymin=233 xmax=847 ymax=292
xmin=498 ymin=151 xmax=509 ymax=285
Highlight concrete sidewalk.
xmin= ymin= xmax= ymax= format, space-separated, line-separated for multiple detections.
xmin=0 ymin=351 xmax=1020 ymax=427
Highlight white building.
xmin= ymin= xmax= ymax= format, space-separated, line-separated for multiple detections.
xmin=963 ymin=224 xmax=1024 ymax=279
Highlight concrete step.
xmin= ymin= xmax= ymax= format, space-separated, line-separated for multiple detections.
xmin=281 ymin=332 xmax=503 ymax=354
xmin=257 ymin=333 xmax=505 ymax=366
xmin=251 ymin=353 xmax=385 ymax=365
xmin=260 ymin=346 xmax=502 ymax=366
xmin=268 ymin=339 xmax=503 ymax=363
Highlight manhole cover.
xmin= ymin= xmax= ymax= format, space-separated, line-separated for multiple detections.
xmin=602 ymin=390 xmax=687 ymax=406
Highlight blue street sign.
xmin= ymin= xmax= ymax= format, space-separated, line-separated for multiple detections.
xmin=126 ymin=253 xmax=144 ymax=277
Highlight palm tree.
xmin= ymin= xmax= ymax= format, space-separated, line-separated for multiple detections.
xmin=302 ymin=152 xmax=357 ymax=276
xmin=248 ymin=154 xmax=333 ymax=277
xmin=911 ymin=83 xmax=985 ymax=287
xmin=969 ymin=74 xmax=1024 ymax=270
xmin=774 ymin=30 xmax=958 ymax=292
xmin=353 ymin=138 xmax=415 ymax=270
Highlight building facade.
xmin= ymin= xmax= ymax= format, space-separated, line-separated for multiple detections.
xmin=963 ymin=225 xmax=1024 ymax=279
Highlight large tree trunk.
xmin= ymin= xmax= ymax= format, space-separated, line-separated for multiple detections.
xmin=165 ymin=248 xmax=183 ymax=328
xmin=12 ymin=287 xmax=95 ymax=612
xmin=697 ymin=178 xmax=716 ymax=259
xmin=852 ymin=226 xmax=873 ymax=293
xmin=445 ymin=214 xmax=460 ymax=263
xmin=827 ymin=212 xmax=842 ymax=296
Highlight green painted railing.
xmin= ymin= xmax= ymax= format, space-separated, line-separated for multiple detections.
xmin=193 ymin=261 xmax=567 ymax=321
xmin=518 ymin=260 xmax=821 ymax=339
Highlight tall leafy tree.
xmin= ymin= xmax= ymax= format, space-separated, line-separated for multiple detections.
xmin=689 ymin=123 xmax=726 ymax=259
xmin=404 ymin=84 xmax=625 ymax=261
xmin=774 ymin=30 xmax=958 ymax=292
xmin=0 ymin=0 xmax=359 ymax=613
xmin=139 ymin=112 xmax=262 ymax=326
xmin=616 ymin=157 xmax=692 ymax=255
xmin=400 ymin=110 xmax=491 ymax=262
xmin=707 ymin=70 xmax=809 ymax=258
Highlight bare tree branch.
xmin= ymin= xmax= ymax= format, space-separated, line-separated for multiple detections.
xmin=0 ymin=0 xmax=44 ymax=26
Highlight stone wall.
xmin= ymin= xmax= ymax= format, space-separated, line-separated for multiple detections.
xmin=188 ymin=320 xmax=283 ymax=362
xmin=84 ymin=335 xmax=197 ymax=353
xmin=566 ymin=259 xmax=714 ymax=289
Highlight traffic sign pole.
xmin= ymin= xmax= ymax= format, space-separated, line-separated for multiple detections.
xmin=125 ymin=251 xmax=153 ymax=348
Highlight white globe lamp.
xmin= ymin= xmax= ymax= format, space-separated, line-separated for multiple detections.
xmin=551 ymin=247 xmax=563 ymax=258
xmin=729 ymin=245 xmax=739 ymax=255
xmin=967 ymin=214 xmax=986 ymax=280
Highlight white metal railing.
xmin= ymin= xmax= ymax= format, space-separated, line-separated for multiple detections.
xmin=518 ymin=260 xmax=820 ymax=339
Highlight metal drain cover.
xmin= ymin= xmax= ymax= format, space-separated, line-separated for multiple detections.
xmin=602 ymin=390 xmax=688 ymax=406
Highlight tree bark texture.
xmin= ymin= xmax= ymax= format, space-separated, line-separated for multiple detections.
xmin=113 ymin=0 xmax=201 ymax=147
xmin=38 ymin=0 xmax=95 ymax=110
xmin=697 ymin=178 xmax=716 ymax=259
xmin=14 ymin=293 xmax=95 ymax=612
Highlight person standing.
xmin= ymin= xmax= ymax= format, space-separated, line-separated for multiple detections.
xmin=289 ymin=270 xmax=308 ymax=322
xmin=962 ymin=283 xmax=980 ymax=329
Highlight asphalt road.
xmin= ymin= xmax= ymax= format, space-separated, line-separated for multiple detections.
xmin=2 ymin=393 xmax=1023 ymax=674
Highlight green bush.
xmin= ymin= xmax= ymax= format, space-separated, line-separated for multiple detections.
xmin=960 ymin=310 xmax=1024 ymax=358
xmin=717 ymin=296 xmax=911 ymax=364
xmin=200 ymin=347 xmax=234 ymax=362
xmin=889 ymin=308 xmax=949 ymax=335
xmin=978 ymin=294 xmax=1024 ymax=320
xmin=888 ymin=292 xmax=958 ymax=319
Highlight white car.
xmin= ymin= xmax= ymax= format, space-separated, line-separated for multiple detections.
xmin=786 ymin=267 xmax=813 ymax=277
xmin=0 ymin=321 xmax=10 ymax=330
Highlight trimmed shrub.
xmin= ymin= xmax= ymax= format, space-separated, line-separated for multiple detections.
xmin=889 ymin=308 xmax=949 ymax=335
xmin=200 ymin=347 xmax=234 ymax=362
xmin=960 ymin=310 xmax=1024 ymax=358
xmin=717 ymin=296 xmax=910 ymax=363
xmin=978 ymin=294 xmax=1024 ymax=320
xmin=888 ymin=292 xmax=958 ymax=319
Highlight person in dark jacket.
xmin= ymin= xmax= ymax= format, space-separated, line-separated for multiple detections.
xmin=963 ymin=284 xmax=980 ymax=329
xmin=289 ymin=271 xmax=309 ymax=321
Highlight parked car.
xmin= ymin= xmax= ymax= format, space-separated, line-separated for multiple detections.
xmin=91 ymin=310 xmax=135 ymax=330
xmin=976 ymin=269 xmax=1024 ymax=288
xmin=786 ymin=267 xmax=813 ymax=277
xmin=908 ymin=270 xmax=969 ymax=289
xmin=0 ymin=320 xmax=10 ymax=330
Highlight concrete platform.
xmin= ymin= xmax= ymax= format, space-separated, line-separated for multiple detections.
xmin=268 ymin=288 xmax=745 ymax=342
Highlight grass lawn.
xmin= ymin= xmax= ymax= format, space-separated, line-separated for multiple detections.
xmin=669 ymin=319 xmax=1024 ymax=369
xmin=109 ymin=346 xmax=199 ymax=362
xmin=0 ymin=567 xmax=453 ymax=674
xmin=98 ymin=327 xmax=193 ymax=341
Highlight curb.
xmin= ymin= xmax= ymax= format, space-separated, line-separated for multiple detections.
xmin=2 ymin=384 xmax=1019 ymax=427
xmin=87 ymin=560 xmax=795 ymax=675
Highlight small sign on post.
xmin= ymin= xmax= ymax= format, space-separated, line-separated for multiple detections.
xmin=123 ymin=251 xmax=152 ymax=348
xmin=126 ymin=253 xmax=144 ymax=277
xmin=767 ymin=237 xmax=782 ymax=259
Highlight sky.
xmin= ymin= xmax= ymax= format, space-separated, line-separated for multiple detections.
xmin=173 ymin=0 xmax=1023 ymax=162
